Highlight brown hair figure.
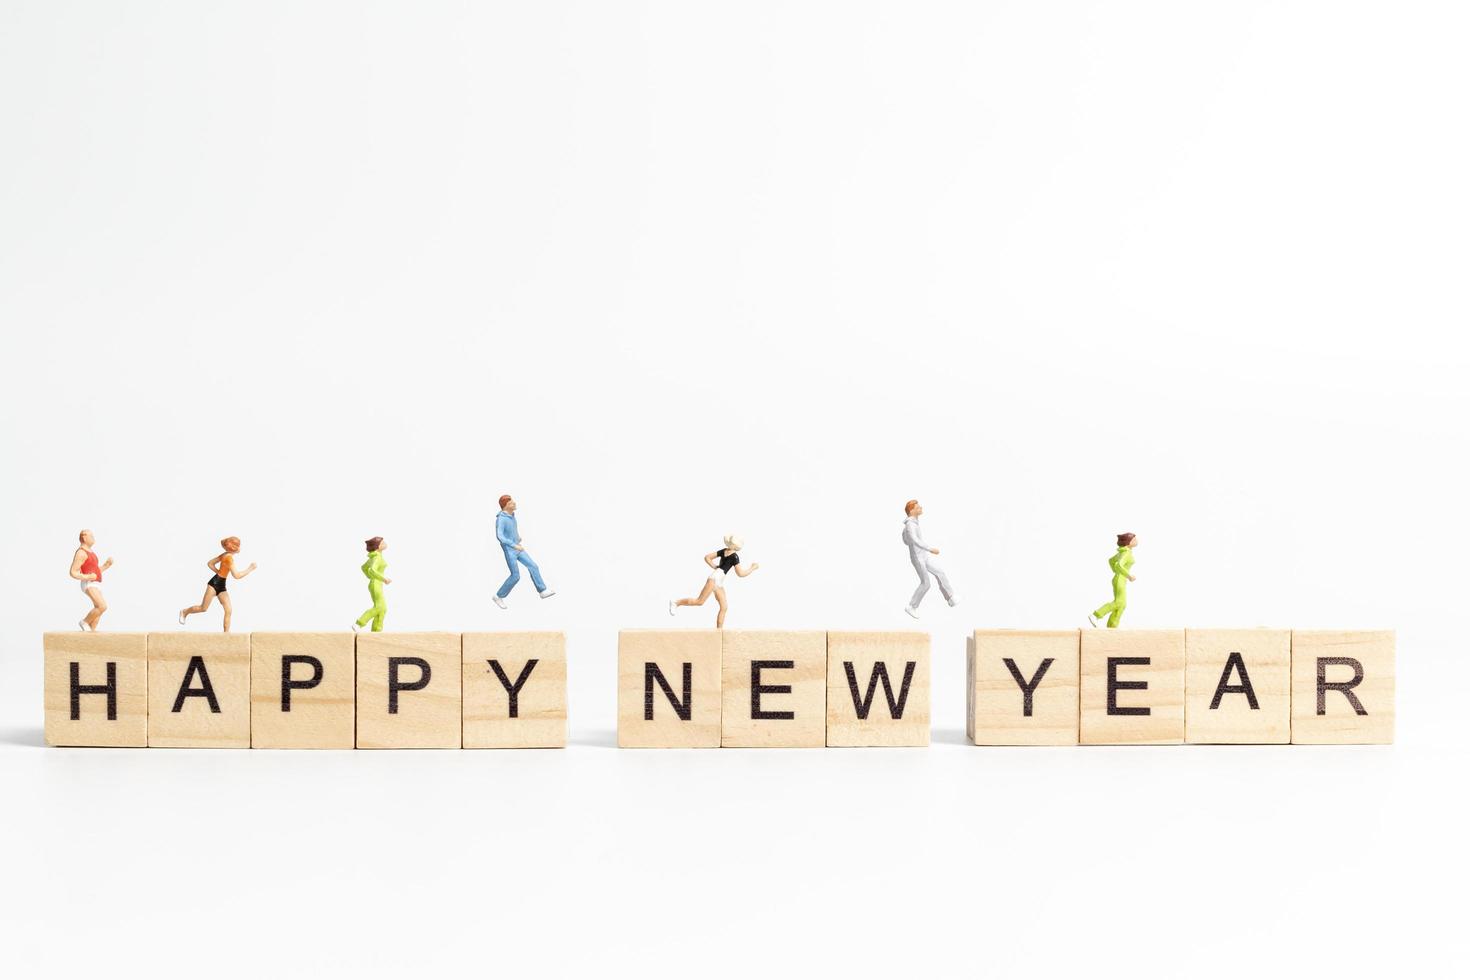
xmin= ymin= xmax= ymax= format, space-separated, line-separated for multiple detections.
xmin=70 ymin=529 xmax=113 ymax=631
xmin=354 ymin=536 xmax=390 ymax=632
xmin=668 ymin=534 xmax=759 ymax=628
xmin=1088 ymin=533 xmax=1137 ymax=629
xmin=178 ymin=536 xmax=257 ymax=632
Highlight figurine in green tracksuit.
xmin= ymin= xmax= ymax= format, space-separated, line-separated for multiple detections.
xmin=1089 ymin=533 xmax=1137 ymax=628
xmin=354 ymin=536 xmax=391 ymax=632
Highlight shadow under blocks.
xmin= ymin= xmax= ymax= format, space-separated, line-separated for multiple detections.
xmin=966 ymin=629 xmax=1393 ymax=745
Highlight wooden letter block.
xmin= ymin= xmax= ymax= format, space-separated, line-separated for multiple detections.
xmin=250 ymin=633 xmax=356 ymax=749
xmin=968 ymin=630 xmax=1079 ymax=745
xmin=356 ymin=632 xmax=462 ymax=748
xmin=1080 ymin=630 xmax=1185 ymax=745
xmin=826 ymin=632 xmax=930 ymax=747
xmin=617 ymin=630 xmax=721 ymax=748
xmin=462 ymin=632 xmax=567 ymax=748
xmin=44 ymin=632 xmax=148 ymax=747
xmin=721 ymin=630 xmax=827 ymax=748
xmin=1291 ymin=630 xmax=1394 ymax=744
xmin=1185 ymin=629 xmax=1290 ymax=744
xmin=148 ymin=633 xmax=252 ymax=748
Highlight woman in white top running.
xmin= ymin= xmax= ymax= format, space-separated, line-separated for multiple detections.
xmin=669 ymin=534 xmax=759 ymax=628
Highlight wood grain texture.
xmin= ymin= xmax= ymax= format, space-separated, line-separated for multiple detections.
xmin=720 ymin=630 xmax=826 ymax=748
xmin=1290 ymin=630 xmax=1394 ymax=744
xmin=147 ymin=632 xmax=252 ymax=748
xmin=1185 ymin=629 xmax=1290 ymax=744
xmin=250 ymin=633 xmax=356 ymax=749
xmin=44 ymin=632 xmax=148 ymax=747
xmin=1080 ymin=630 xmax=1185 ymax=745
xmin=617 ymin=630 xmax=721 ymax=748
xmin=969 ymin=630 xmax=1080 ymax=745
xmin=825 ymin=631 xmax=930 ymax=747
xmin=462 ymin=632 xmax=567 ymax=748
xmin=356 ymin=632 xmax=462 ymax=748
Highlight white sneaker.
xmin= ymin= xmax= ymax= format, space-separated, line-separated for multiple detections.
xmin=538 ymin=589 xmax=556 ymax=599
xmin=492 ymin=596 xmax=507 ymax=610
xmin=351 ymin=622 xmax=359 ymax=633
xmin=1087 ymin=615 xmax=1099 ymax=628
xmin=904 ymin=605 xmax=919 ymax=619
xmin=178 ymin=611 xmax=186 ymax=625
xmin=947 ymin=597 xmax=958 ymax=608
xmin=668 ymin=600 xmax=677 ymax=617
xmin=78 ymin=619 xmax=89 ymax=632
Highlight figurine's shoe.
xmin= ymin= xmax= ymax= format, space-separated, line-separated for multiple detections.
xmin=78 ymin=619 xmax=89 ymax=632
xmin=538 ymin=589 xmax=556 ymax=599
xmin=351 ymin=623 xmax=359 ymax=633
xmin=668 ymin=600 xmax=677 ymax=617
xmin=1087 ymin=615 xmax=1099 ymax=628
xmin=904 ymin=605 xmax=919 ymax=619
xmin=177 ymin=611 xmax=186 ymax=625
xmin=947 ymin=597 xmax=958 ymax=608
xmin=492 ymin=596 xmax=507 ymax=610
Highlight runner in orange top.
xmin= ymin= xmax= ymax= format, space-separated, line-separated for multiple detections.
xmin=69 ymin=529 xmax=113 ymax=631
xmin=178 ymin=536 xmax=257 ymax=632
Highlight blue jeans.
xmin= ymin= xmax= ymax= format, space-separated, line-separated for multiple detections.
xmin=498 ymin=546 xmax=546 ymax=598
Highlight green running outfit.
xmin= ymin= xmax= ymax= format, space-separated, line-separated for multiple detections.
xmin=356 ymin=550 xmax=388 ymax=632
xmin=1091 ymin=545 xmax=1134 ymax=628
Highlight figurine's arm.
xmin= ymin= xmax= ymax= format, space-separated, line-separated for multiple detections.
xmin=703 ymin=551 xmax=720 ymax=569
xmin=69 ymin=549 xmax=92 ymax=581
xmin=231 ymin=562 xmax=258 ymax=579
xmin=496 ymin=518 xmax=519 ymax=549
xmin=363 ymin=560 xmax=387 ymax=583
xmin=208 ymin=556 xmax=222 ymax=574
xmin=735 ymin=562 xmax=760 ymax=577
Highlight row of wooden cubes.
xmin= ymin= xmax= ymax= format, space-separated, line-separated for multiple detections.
xmin=968 ymin=629 xmax=1394 ymax=744
xmin=43 ymin=632 xmax=566 ymax=748
xmin=619 ymin=630 xmax=930 ymax=747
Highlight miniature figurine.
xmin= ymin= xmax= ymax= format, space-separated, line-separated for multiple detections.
xmin=1089 ymin=532 xmax=1137 ymax=628
xmin=354 ymin=536 xmax=391 ymax=632
xmin=902 ymin=500 xmax=956 ymax=619
xmin=69 ymin=529 xmax=113 ymax=631
xmin=177 ymin=536 xmax=257 ymax=632
xmin=669 ymin=534 xmax=759 ymax=629
xmin=492 ymin=495 xmax=555 ymax=609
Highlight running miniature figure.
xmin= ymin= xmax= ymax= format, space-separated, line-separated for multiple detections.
xmin=1089 ymin=532 xmax=1137 ymax=628
xmin=178 ymin=536 xmax=257 ymax=632
xmin=354 ymin=536 xmax=391 ymax=632
xmin=902 ymin=500 xmax=956 ymax=619
xmin=669 ymin=534 xmax=759 ymax=629
xmin=70 ymin=529 xmax=113 ymax=631
xmin=492 ymin=495 xmax=555 ymax=609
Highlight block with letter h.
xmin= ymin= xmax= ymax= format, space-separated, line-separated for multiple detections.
xmin=44 ymin=632 xmax=149 ymax=747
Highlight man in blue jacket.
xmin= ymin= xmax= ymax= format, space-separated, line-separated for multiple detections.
xmin=493 ymin=494 xmax=555 ymax=608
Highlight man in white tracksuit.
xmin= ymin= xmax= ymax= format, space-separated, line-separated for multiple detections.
xmin=903 ymin=499 xmax=956 ymax=618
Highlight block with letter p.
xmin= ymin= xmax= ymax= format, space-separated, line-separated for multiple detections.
xmin=148 ymin=633 xmax=252 ymax=748
xmin=721 ymin=630 xmax=826 ymax=747
xmin=617 ymin=630 xmax=721 ymax=748
xmin=826 ymin=631 xmax=930 ymax=747
xmin=1291 ymin=630 xmax=1394 ymax=744
xmin=1080 ymin=629 xmax=1185 ymax=745
xmin=356 ymin=632 xmax=462 ymax=748
xmin=251 ymin=633 xmax=356 ymax=748
xmin=44 ymin=632 xmax=149 ymax=747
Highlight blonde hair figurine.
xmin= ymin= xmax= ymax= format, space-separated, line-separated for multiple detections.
xmin=669 ymin=533 xmax=759 ymax=628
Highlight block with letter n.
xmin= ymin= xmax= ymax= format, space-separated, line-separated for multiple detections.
xmin=617 ymin=630 xmax=721 ymax=748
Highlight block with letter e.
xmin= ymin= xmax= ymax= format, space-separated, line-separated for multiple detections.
xmin=1291 ymin=630 xmax=1394 ymax=744
xmin=148 ymin=633 xmax=251 ymax=748
xmin=826 ymin=631 xmax=930 ymax=747
xmin=721 ymin=630 xmax=826 ymax=747
xmin=1185 ymin=629 xmax=1290 ymax=744
xmin=617 ymin=630 xmax=721 ymax=748
xmin=968 ymin=630 xmax=1079 ymax=745
xmin=251 ymin=633 xmax=356 ymax=749
xmin=463 ymin=632 xmax=567 ymax=748
xmin=1080 ymin=630 xmax=1185 ymax=745
xmin=356 ymin=632 xmax=462 ymax=748
xmin=44 ymin=632 xmax=149 ymax=747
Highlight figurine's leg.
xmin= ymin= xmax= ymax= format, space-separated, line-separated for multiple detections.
xmin=83 ymin=586 xmax=107 ymax=630
xmin=497 ymin=558 xmax=521 ymax=599
xmin=521 ymin=552 xmax=547 ymax=593
xmin=714 ymin=587 xmax=728 ymax=628
xmin=928 ymin=561 xmax=954 ymax=602
xmin=908 ymin=562 xmax=931 ymax=608
xmin=677 ymin=579 xmax=715 ymax=607
xmin=219 ymin=592 xmax=233 ymax=633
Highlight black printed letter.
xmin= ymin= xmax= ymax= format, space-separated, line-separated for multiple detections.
xmin=645 ymin=662 xmax=693 ymax=721
xmin=1317 ymin=657 xmax=1368 ymax=716
xmin=1106 ymin=657 xmax=1150 ymax=716
xmin=280 ymin=655 xmax=324 ymax=713
xmin=843 ymin=661 xmax=917 ymax=720
xmin=1003 ymin=658 xmax=1054 ymax=717
xmin=1209 ymin=652 xmax=1259 ymax=710
xmin=172 ymin=655 xmax=222 ymax=713
xmin=70 ymin=661 xmax=117 ymax=721
xmin=488 ymin=659 xmax=539 ymax=719
xmin=750 ymin=660 xmax=795 ymax=720
xmin=388 ymin=656 xmax=431 ymax=714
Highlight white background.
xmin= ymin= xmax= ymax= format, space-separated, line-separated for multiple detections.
xmin=2 ymin=1 xmax=1465 ymax=975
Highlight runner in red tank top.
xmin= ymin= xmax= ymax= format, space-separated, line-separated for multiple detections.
xmin=70 ymin=529 xmax=113 ymax=631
